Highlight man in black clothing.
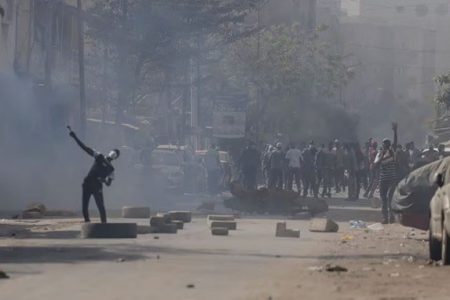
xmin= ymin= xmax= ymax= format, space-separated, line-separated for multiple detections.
xmin=239 ymin=141 xmax=261 ymax=190
xmin=69 ymin=128 xmax=120 ymax=223
xmin=268 ymin=143 xmax=284 ymax=189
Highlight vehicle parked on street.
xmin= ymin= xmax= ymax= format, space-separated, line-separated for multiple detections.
xmin=392 ymin=156 xmax=450 ymax=262
xmin=150 ymin=149 xmax=184 ymax=191
xmin=196 ymin=150 xmax=233 ymax=190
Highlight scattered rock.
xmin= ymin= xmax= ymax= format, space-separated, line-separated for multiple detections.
xmin=117 ymin=258 xmax=126 ymax=263
xmin=209 ymin=221 xmax=236 ymax=231
xmin=154 ymin=236 xmax=159 ymax=240
xmin=325 ymin=264 xmax=348 ymax=272
xmin=0 ymin=270 xmax=9 ymax=279
xmin=211 ymin=227 xmax=229 ymax=236
xmin=390 ymin=272 xmax=400 ymax=277
xmin=186 ymin=284 xmax=195 ymax=289
xmin=309 ymin=218 xmax=339 ymax=233
xmin=275 ymin=222 xmax=300 ymax=238
xmin=172 ymin=220 xmax=184 ymax=230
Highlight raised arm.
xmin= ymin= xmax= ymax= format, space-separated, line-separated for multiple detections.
xmin=69 ymin=130 xmax=95 ymax=157
xmin=392 ymin=122 xmax=398 ymax=151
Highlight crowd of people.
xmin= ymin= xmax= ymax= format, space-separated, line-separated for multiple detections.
xmin=238 ymin=123 xmax=449 ymax=223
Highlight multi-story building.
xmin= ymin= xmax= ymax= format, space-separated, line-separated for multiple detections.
xmin=1 ymin=0 xmax=82 ymax=136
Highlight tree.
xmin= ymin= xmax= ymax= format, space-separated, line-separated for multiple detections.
xmin=86 ymin=0 xmax=261 ymax=141
xmin=223 ymin=24 xmax=354 ymax=142
xmin=434 ymin=72 xmax=450 ymax=110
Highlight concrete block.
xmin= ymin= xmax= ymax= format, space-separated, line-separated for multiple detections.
xmin=160 ymin=223 xmax=178 ymax=234
xmin=275 ymin=222 xmax=287 ymax=236
xmin=150 ymin=216 xmax=167 ymax=227
xmin=137 ymin=225 xmax=152 ymax=234
xmin=309 ymin=218 xmax=339 ymax=233
xmin=275 ymin=222 xmax=300 ymax=238
xmin=156 ymin=213 xmax=172 ymax=223
xmin=169 ymin=211 xmax=192 ymax=223
xmin=122 ymin=206 xmax=150 ymax=218
xmin=173 ymin=220 xmax=184 ymax=230
xmin=211 ymin=227 xmax=229 ymax=236
xmin=207 ymin=215 xmax=235 ymax=222
xmin=209 ymin=221 xmax=237 ymax=230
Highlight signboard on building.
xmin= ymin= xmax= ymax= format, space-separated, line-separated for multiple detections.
xmin=212 ymin=95 xmax=247 ymax=139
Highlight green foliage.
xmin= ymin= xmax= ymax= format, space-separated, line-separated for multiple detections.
xmin=434 ymin=72 xmax=450 ymax=109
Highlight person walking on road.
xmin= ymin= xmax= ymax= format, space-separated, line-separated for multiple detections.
xmin=68 ymin=127 xmax=120 ymax=223
xmin=239 ymin=141 xmax=261 ymax=190
xmin=286 ymin=142 xmax=302 ymax=192
xmin=302 ymin=142 xmax=318 ymax=198
xmin=333 ymin=140 xmax=345 ymax=193
xmin=374 ymin=123 xmax=398 ymax=224
xmin=268 ymin=143 xmax=284 ymax=190
xmin=205 ymin=144 xmax=221 ymax=195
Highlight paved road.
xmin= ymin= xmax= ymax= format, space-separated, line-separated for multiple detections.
xmin=0 ymin=198 xmax=447 ymax=299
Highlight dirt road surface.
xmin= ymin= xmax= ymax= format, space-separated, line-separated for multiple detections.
xmin=0 ymin=198 xmax=447 ymax=300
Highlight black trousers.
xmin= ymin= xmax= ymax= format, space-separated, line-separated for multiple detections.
xmin=287 ymin=167 xmax=302 ymax=191
xmin=269 ymin=168 xmax=283 ymax=189
xmin=242 ymin=166 xmax=257 ymax=190
xmin=379 ymin=179 xmax=396 ymax=222
xmin=82 ymin=183 xmax=107 ymax=223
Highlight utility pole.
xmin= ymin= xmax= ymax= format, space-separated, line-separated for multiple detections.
xmin=77 ymin=0 xmax=86 ymax=139
xmin=190 ymin=58 xmax=198 ymax=150
xmin=116 ymin=0 xmax=128 ymax=125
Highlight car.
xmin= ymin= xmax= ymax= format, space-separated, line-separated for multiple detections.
xmin=150 ymin=149 xmax=184 ymax=191
xmin=196 ymin=150 xmax=233 ymax=189
xmin=392 ymin=156 xmax=450 ymax=262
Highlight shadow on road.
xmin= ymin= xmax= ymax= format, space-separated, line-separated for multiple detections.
xmin=0 ymin=245 xmax=147 ymax=264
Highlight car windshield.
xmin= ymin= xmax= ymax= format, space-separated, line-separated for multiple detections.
xmin=151 ymin=151 xmax=180 ymax=166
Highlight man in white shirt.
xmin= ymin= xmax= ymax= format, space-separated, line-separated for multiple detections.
xmin=285 ymin=143 xmax=302 ymax=192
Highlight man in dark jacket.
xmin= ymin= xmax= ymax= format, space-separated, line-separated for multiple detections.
xmin=268 ymin=143 xmax=284 ymax=189
xmin=302 ymin=142 xmax=318 ymax=197
xmin=239 ymin=141 xmax=261 ymax=190
xmin=69 ymin=127 xmax=120 ymax=223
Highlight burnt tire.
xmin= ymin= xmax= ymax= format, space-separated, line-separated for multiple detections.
xmin=442 ymin=226 xmax=450 ymax=265
xmin=121 ymin=206 xmax=150 ymax=218
xmin=81 ymin=223 xmax=137 ymax=239
xmin=429 ymin=220 xmax=442 ymax=262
